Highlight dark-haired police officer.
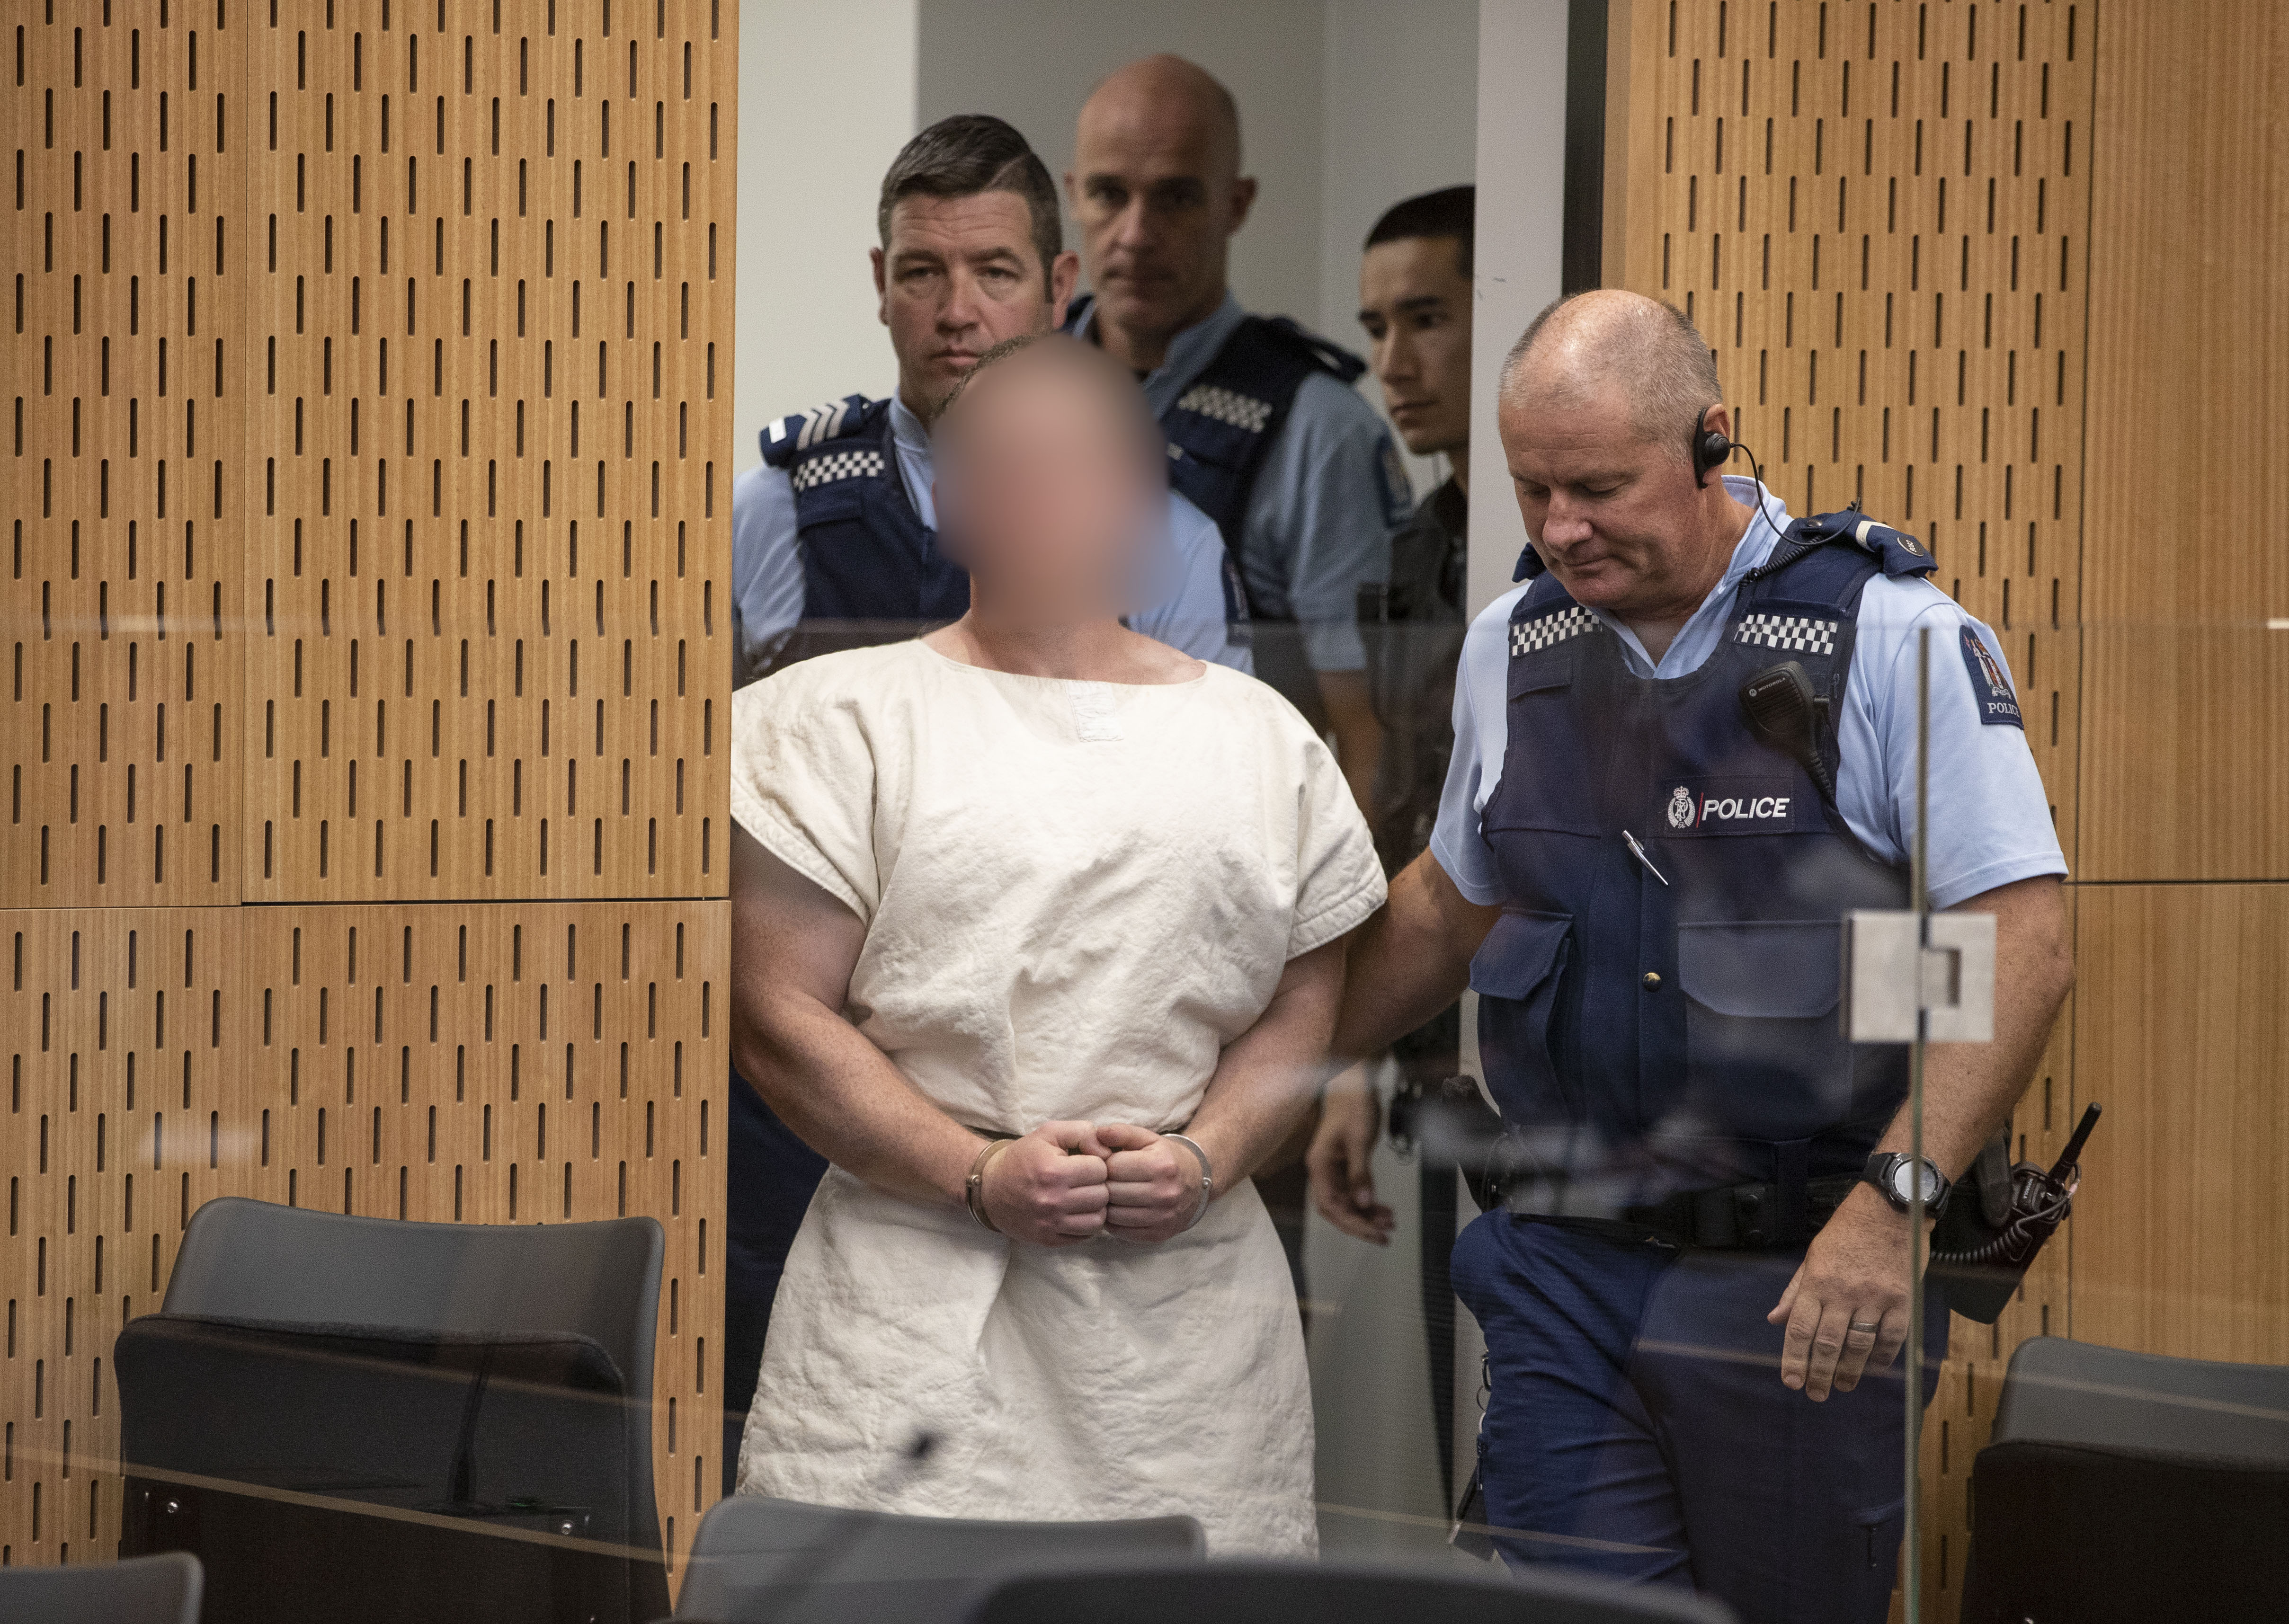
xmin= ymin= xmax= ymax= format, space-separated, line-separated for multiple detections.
xmin=723 ymin=114 xmax=1246 ymax=1490
xmin=1312 ymin=181 xmax=1479 ymax=1501
xmin=1324 ymin=290 xmax=2072 ymax=1622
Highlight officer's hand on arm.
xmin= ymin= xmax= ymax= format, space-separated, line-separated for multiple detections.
xmin=1768 ymin=874 xmax=2073 ymax=1399
xmin=1308 ymin=852 xmax=1501 ymax=1244
xmin=1315 ymin=669 xmax=1384 ymax=814
xmin=981 ymin=1122 xmax=1113 ymax=1247
xmin=1307 ymin=1067 xmax=1393 ymax=1242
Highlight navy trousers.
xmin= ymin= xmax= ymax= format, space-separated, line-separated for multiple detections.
xmin=1451 ymin=1211 xmax=1946 ymax=1624
xmin=720 ymin=1073 xmax=828 ymax=1493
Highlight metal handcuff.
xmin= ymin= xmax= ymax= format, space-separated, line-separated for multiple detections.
xmin=965 ymin=1131 xmax=1214 ymax=1234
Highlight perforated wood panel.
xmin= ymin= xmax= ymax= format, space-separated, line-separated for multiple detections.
xmin=1604 ymin=5 xmax=2097 ymax=1617
xmin=235 ymin=900 xmax=728 ymax=1564
xmin=1 ymin=0 xmax=247 ymax=908
xmin=1612 ymin=0 xmax=2091 ymax=871
xmin=0 ymin=901 xmax=726 ymax=1569
xmin=1 ymin=0 xmax=735 ymax=1584
xmin=2076 ymin=0 xmax=2289 ymax=881
xmin=242 ymin=0 xmax=734 ymax=902
xmin=0 ymin=908 xmax=239 ymax=1564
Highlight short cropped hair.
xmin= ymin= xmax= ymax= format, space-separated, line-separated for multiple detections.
xmin=1502 ymin=293 xmax=1723 ymax=460
xmin=877 ymin=115 xmax=1063 ymax=290
xmin=1364 ymin=185 xmax=1476 ymax=278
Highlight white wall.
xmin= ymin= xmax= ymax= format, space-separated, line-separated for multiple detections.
xmin=1318 ymin=0 xmax=1481 ymax=496
xmin=734 ymin=0 xmax=919 ymax=471
xmin=1466 ymin=0 xmax=1572 ymax=614
xmin=914 ymin=0 xmax=1480 ymax=502
xmin=736 ymin=0 xmax=1489 ymax=502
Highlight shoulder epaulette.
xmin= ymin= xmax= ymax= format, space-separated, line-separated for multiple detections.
xmin=1775 ymin=508 xmax=1937 ymax=578
xmin=758 ymin=394 xmax=881 ymax=469
xmin=1249 ymin=315 xmax=1368 ymax=386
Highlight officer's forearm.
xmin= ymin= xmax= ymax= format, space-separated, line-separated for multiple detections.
xmin=1869 ymin=874 xmax=2074 ymax=1178
xmin=1314 ymin=668 xmax=1383 ymax=814
xmin=1332 ymin=851 xmax=1499 ymax=1065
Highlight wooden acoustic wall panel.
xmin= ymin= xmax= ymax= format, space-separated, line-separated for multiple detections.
xmin=239 ymin=899 xmax=729 ymax=1568
xmin=1 ymin=907 xmax=244 ymax=1565
xmin=1912 ymin=924 xmax=2076 ymax=1617
xmin=1612 ymin=0 xmax=2094 ymax=868
xmin=2070 ymin=884 xmax=2289 ymax=1361
xmin=2077 ymin=0 xmax=2289 ymax=880
xmin=1 ymin=4 xmax=247 ymax=907
xmin=1604 ymin=6 xmax=2097 ymax=1617
xmin=241 ymin=0 xmax=735 ymax=903
xmin=0 ymin=900 xmax=728 ymax=1573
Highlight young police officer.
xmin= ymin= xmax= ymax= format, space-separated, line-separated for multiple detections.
xmin=1063 ymin=55 xmax=1409 ymax=812
xmin=1324 ymin=290 xmax=2073 ymax=1621
xmin=1315 ymin=183 xmax=1478 ymax=1501
xmin=723 ymin=115 xmax=1247 ymax=1487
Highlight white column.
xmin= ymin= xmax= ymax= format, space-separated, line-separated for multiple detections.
xmin=1467 ymin=0 xmax=1572 ymax=615
xmin=735 ymin=0 xmax=920 ymax=469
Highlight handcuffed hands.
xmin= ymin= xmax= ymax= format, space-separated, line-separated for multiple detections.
xmin=978 ymin=1120 xmax=1209 ymax=1246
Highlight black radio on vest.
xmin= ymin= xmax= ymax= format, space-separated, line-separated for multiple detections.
xmin=1478 ymin=504 xmax=1940 ymax=1229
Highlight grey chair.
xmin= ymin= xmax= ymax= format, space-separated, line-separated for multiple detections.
xmin=0 ymin=1552 xmax=202 ymax=1624
xmin=674 ymin=1494 xmax=1205 ymax=1624
xmin=115 ymin=1197 xmax=669 ymax=1624
xmin=1960 ymin=1335 xmax=2289 ymax=1623
xmin=965 ymin=1560 xmax=1737 ymax=1624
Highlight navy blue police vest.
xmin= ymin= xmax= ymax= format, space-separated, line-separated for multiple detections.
xmin=1063 ymin=293 xmax=1365 ymax=597
xmin=1473 ymin=511 xmax=1935 ymax=1212
xmin=756 ymin=395 xmax=970 ymax=672
xmin=1064 ymin=294 xmax=1363 ymax=727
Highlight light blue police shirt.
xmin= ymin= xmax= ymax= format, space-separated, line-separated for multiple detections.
xmin=1073 ymin=292 xmax=1405 ymax=673
xmin=729 ymin=394 xmax=1250 ymax=689
xmin=1429 ymin=476 xmax=2068 ymax=912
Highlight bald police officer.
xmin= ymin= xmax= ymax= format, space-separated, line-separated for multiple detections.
xmin=1322 ymin=291 xmax=2073 ymax=1621
xmin=1063 ymin=54 xmax=1408 ymax=811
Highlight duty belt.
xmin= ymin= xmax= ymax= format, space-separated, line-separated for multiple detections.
xmin=1614 ymin=1172 xmax=1864 ymax=1251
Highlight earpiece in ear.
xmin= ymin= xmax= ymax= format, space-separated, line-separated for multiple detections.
xmin=1690 ymin=413 xmax=1736 ymax=487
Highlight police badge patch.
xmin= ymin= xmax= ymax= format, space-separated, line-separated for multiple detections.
xmin=1958 ymin=624 xmax=2024 ymax=728
xmin=1647 ymin=778 xmax=1809 ymax=836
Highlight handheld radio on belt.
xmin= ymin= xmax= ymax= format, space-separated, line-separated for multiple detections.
xmin=1928 ymin=1103 xmax=2102 ymax=1323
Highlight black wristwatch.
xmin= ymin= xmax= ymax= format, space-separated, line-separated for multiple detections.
xmin=1863 ymin=1151 xmax=1951 ymax=1217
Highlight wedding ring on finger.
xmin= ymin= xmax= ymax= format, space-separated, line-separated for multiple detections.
xmin=1848 ymin=1318 xmax=1882 ymax=1335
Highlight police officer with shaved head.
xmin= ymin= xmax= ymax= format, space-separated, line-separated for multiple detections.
xmin=1064 ymin=57 xmax=1412 ymax=1302
xmin=1322 ymin=290 xmax=2072 ymax=1620
xmin=1064 ymin=55 xmax=1408 ymax=804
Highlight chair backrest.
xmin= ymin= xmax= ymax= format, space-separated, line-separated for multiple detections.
xmin=963 ymin=1560 xmax=1737 ymax=1624
xmin=129 ymin=1198 xmax=671 ymax=1624
xmin=0 ymin=1552 xmax=203 ymax=1624
xmin=162 ymin=1197 xmax=663 ymax=1412
xmin=1991 ymin=1335 xmax=2289 ymax=1462
xmin=673 ymin=1496 xmax=1206 ymax=1624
